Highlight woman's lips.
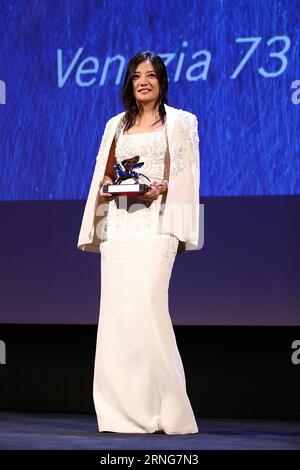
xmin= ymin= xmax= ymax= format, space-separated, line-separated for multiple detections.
xmin=139 ymin=89 xmax=151 ymax=93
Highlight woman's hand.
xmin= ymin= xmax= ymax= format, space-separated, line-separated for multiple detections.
xmin=99 ymin=177 xmax=116 ymax=201
xmin=137 ymin=180 xmax=167 ymax=203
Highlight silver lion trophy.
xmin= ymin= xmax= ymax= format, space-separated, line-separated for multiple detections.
xmin=102 ymin=155 xmax=151 ymax=196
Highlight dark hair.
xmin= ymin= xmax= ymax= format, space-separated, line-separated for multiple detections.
xmin=121 ymin=50 xmax=168 ymax=133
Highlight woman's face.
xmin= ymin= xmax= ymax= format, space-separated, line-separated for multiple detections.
xmin=132 ymin=60 xmax=160 ymax=109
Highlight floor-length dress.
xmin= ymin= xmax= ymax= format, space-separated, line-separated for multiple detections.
xmin=93 ymin=122 xmax=199 ymax=434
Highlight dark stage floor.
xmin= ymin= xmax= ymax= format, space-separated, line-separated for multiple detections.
xmin=0 ymin=411 xmax=299 ymax=450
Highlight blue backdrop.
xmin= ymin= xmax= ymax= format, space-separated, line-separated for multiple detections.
xmin=0 ymin=0 xmax=299 ymax=200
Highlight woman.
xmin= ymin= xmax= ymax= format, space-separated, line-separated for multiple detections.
xmin=77 ymin=51 xmax=200 ymax=434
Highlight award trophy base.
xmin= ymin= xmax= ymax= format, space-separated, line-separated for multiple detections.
xmin=103 ymin=182 xmax=151 ymax=197
xmin=103 ymin=156 xmax=151 ymax=196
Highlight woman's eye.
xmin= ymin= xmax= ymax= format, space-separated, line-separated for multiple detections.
xmin=132 ymin=74 xmax=156 ymax=79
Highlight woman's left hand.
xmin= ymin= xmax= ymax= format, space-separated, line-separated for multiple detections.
xmin=137 ymin=181 xmax=163 ymax=203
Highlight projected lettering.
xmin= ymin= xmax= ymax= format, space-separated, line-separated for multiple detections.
xmin=57 ymin=36 xmax=291 ymax=88
xmin=0 ymin=80 xmax=6 ymax=104
xmin=231 ymin=36 xmax=291 ymax=79
xmin=291 ymin=80 xmax=300 ymax=105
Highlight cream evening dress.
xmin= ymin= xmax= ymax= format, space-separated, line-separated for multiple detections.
xmin=93 ymin=121 xmax=199 ymax=434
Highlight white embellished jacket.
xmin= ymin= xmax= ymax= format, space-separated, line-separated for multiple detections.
xmin=77 ymin=103 xmax=201 ymax=254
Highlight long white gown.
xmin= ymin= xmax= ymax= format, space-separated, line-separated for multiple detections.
xmin=93 ymin=122 xmax=199 ymax=434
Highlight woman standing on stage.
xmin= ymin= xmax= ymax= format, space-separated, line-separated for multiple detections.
xmin=78 ymin=50 xmax=200 ymax=434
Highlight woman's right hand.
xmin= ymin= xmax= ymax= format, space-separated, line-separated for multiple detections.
xmin=99 ymin=178 xmax=115 ymax=201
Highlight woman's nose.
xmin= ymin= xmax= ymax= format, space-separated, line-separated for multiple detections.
xmin=139 ymin=76 xmax=149 ymax=85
